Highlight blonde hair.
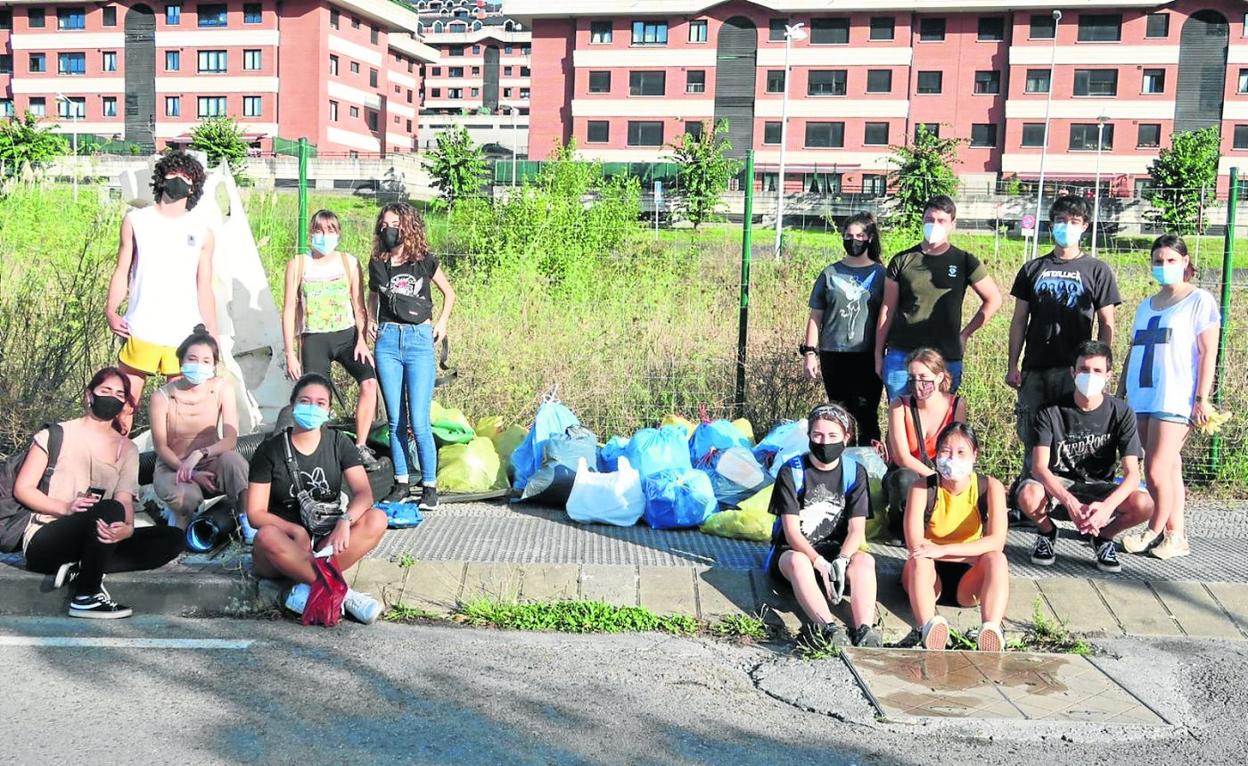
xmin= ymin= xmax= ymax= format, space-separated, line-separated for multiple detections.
xmin=905 ymin=348 xmax=952 ymax=393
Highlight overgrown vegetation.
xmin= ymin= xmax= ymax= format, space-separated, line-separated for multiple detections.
xmin=1147 ymin=126 xmax=1222 ymax=235
xmin=0 ymin=113 xmax=70 ymax=178
xmin=423 ymin=124 xmax=488 ymax=208
xmin=670 ymin=120 xmax=741 ymax=229
xmin=712 ymin=614 xmax=769 ymax=641
xmin=189 ymin=116 xmax=250 ymax=178
xmin=887 ymin=124 xmax=962 ymax=229
xmin=1010 ymin=599 xmax=1095 ymax=656
xmin=454 ymin=598 xmax=700 ymax=636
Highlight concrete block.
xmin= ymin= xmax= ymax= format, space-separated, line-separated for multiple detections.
xmin=695 ymin=567 xmax=755 ymax=621
xmin=461 ymin=562 xmax=524 ymax=603
xmin=1205 ymin=582 xmax=1248 ymax=638
xmin=1094 ymin=580 xmax=1182 ymax=637
xmin=1151 ymin=580 xmax=1243 ymax=639
xmin=638 ymin=567 xmax=697 ymax=616
xmin=401 ymin=560 xmax=466 ymax=614
xmin=518 ymin=564 xmax=579 ymax=602
xmin=1036 ymin=578 xmax=1121 ymax=635
xmin=579 ymin=564 xmax=637 ymax=607
xmin=874 ymin=582 xmax=916 ymax=642
xmin=752 ymin=572 xmax=803 ymax=636
xmin=351 ymin=559 xmax=407 ymax=609
xmin=1004 ymin=578 xmax=1058 ymax=633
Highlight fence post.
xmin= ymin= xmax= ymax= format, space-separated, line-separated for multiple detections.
xmin=1211 ymin=167 xmax=1238 ymax=473
xmin=735 ymin=151 xmax=755 ymax=419
xmin=297 ymin=137 xmax=309 ymax=254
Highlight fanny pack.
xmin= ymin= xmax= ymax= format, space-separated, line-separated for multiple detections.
xmin=381 ymin=261 xmax=433 ymax=324
xmin=281 ymin=429 xmax=345 ymax=539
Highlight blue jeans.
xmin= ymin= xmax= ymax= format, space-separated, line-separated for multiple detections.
xmin=375 ymin=322 xmax=437 ymax=484
xmin=882 ymin=348 xmax=963 ymax=402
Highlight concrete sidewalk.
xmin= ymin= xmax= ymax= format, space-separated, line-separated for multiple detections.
xmin=2 ymin=499 xmax=1246 ymax=643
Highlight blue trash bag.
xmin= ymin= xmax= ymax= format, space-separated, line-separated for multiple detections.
xmin=518 ymin=425 xmax=599 ymax=507
xmin=701 ymin=445 xmax=772 ymax=509
xmin=378 ymin=502 xmax=424 ymax=529
xmin=622 ymin=426 xmax=693 ymax=479
xmin=642 ymin=468 xmax=718 ymax=530
xmin=598 ymin=435 xmax=630 ymax=472
xmin=690 ymin=419 xmax=751 ymax=469
xmin=752 ymin=420 xmax=809 ymax=476
xmin=512 ymin=399 xmax=581 ymax=492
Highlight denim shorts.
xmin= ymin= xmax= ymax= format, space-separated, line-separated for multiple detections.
xmin=1139 ymin=411 xmax=1192 ymax=426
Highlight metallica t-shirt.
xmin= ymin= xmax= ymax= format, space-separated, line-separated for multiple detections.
xmin=1032 ymin=394 xmax=1142 ymax=483
xmin=1011 ymin=252 xmax=1121 ymax=370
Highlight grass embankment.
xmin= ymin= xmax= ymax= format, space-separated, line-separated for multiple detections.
xmin=2 ymin=184 xmax=1246 ymax=492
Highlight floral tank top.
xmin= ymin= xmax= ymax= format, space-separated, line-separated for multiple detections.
xmin=299 ymin=253 xmax=356 ymax=335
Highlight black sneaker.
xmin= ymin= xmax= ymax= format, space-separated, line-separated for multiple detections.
xmin=383 ymin=482 xmax=411 ymax=503
xmin=418 ymin=485 xmax=439 ymax=512
xmin=54 ymin=562 xmax=80 ymax=589
xmin=851 ymin=623 xmax=883 ymax=648
xmin=1093 ymin=537 xmax=1122 ymax=573
xmin=1031 ymin=528 xmax=1058 ymax=566
xmin=68 ymin=591 xmax=133 ymax=620
xmin=356 ymin=444 xmax=381 ymax=472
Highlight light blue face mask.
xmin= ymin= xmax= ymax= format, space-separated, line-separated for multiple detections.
xmin=180 ymin=362 xmax=215 ymax=385
xmin=1051 ymin=222 xmax=1082 ymax=249
xmin=1152 ymin=263 xmax=1185 ymax=286
xmin=310 ymin=232 xmax=339 ymax=255
xmin=292 ymin=403 xmax=330 ymax=430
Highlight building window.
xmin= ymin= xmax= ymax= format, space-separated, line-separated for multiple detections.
xmin=197 ymin=3 xmax=227 ymax=28
xmin=351 ymin=17 xmax=359 ymax=29
xmin=1078 ymin=14 xmax=1122 ymax=42
xmin=406 ymin=119 xmax=412 ymax=132
xmin=350 ymin=61 xmax=360 ymax=74
xmin=430 ymin=88 xmax=440 ymax=98
xmin=1239 ymin=69 xmax=1248 ymax=94
xmin=520 ymin=66 xmax=530 ymax=77
xmin=805 ymin=173 xmax=840 ymax=194
xmin=631 ymin=20 xmax=668 ymax=46
xmin=349 ymin=105 xmax=359 ymax=118
xmin=977 ymin=16 xmax=1004 ymax=41
xmin=629 ymin=71 xmax=665 ymax=96
xmin=1135 ymin=178 xmax=1155 ymax=198
xmin=504 ymin=45 xmax=513 ymax=54
xmin=470 ymin=87 xmax=479 ymax=97
xmin=329 ymin=55 xmax=338 ymax=76
xmin=974 ymin=71 xmax=1001 ymax=95
xmin=970 ymin=123 xmax=998 ymax=147
xmin=590 ymin=21 xmax=612 ymax=43
xmin=369 ymin=69 xmax=378 ymax=87
xmin=626 ymin=120 xmax=664 ymax=146
xmin=916 ymin=71 xmax=942 ymax=94
xmin=406 ymin=89 xmax=412 ymax=103
xmin=28 ymin=8 xmax=45 ymax=28
xmin=1145 ymin=13 xmax=1169 ymax=38
xmin=366 ymin=110 xmax=378 ymax=131
xmin=0 ymin=9 xmax=10 ymax=29
xmin=1025 ymin=69 xmax=1051 ymax=94
xmin=588 ymin=71 xmax=611 ymax=93
xmin=471 ymin=44 xmax=480 ymax=54
xmin=197 ymin=96 xmax=227 ymax=117
xmin=330 ymin=9 xmax=338 ymax=29
xmin=1021 ymin=123 xmax=1046 ymax=147
xmin=329 ymin=100 xmax=338 ymax=121
xmin=243 ymin=3 xmax=261 ymax=23
xmin=1069 ymin=123 xmax=1113 ymax=150
xmin=504 ymin=65 xmax=512 ymax=75
xmin=919 ymin=17 xmax=945 ymax=42
xmin=198 ymin=50 xmax=227 ymax=73
xmin=808 ymin=70 xmax=847 ymax=97
xmin=862 ymin=174 xmax=886 ymax=197
xmin=810 ymin=17 xmax=849 ymax=45
xmin=586 ymin=120 xmax=609 ymax=143
xmin=503 ymin=88 xmax=512 ymax=97
xmin=1142 ymin=69 xmax=1165 ymax=94
xmin=688 ymin=20 xmax=707 ymax=43
xmin=446 ymin=88 xmax=462 ymax=98
xmin=685 ymin=121 xmax=704 ymax=139
xmin=244 ymin=49 xmax=261 ymax=71
xmin=768 ymin=19 xmax=788 ymax=42
xmin=763 ymin=121 xmax=782 ymax=144
xmin=864 ymin=122 xmax=889 ymax=145
xmin=1235 ymin=125 xmax=1248 ymax=150
xmin=102 ymin=6 xmax=116 ymax=25
xmin=915 ymin=122 xmax=939 ymax=140
xmin=165 ymin=4 xmax=181 ymax=24
xmin=686 ymin=70 xmax=705 ymax=94
xmin=29 ymin=97 xmax=46 ymax=117
xmin=243 ymin=95 xmax=261 ymax=117
xmin=29 ymin=53 xmax=46 ymax=73
xmin=449 ymin=67 xmax=463 ymax=77
xmin=0 ymin=55 xmax=10 ymax=75
xmin=804 ymin=121 xmax=844 ymax=148
xmin=102 ymin=51 xmax=117 ymax=72
xmin=766 ymin=70 xmax=785 ymax=93
xmin=1029 ymin=14 xmax=1055 ymax=39
xmin=869 ymin=16 xmax=894 ymax=41
xmin=373 ymin=27 xmax=380 ymax=45
xmin=0 ymin=100 xmax=14 ymax=118
xmin=57 ymin=7 xmax=86 ymax=30
xmin=866 ymin=70 xmax=892 ymax=93
xmin=57 ymin=96 xmax=85 ymax=119
xmin=1138 ymin=123 xmax=1161 ymax=147
xmin=166 ymin=50 xmax=180 ymax=71
xmin=761 ymin=173 xmax=778 ymax=193
xmin=519 ymin=88 xmax=529 ymax=98
xmin=1074 ymin=69 xmax=1118 ymax=97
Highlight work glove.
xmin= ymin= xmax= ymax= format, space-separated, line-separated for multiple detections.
xmin=828 ymin=555 xmax=849 ymax=605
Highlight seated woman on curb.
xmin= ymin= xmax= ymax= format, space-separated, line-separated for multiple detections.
xmin=150 ymin=326 xmax=251 ymax=533
xmin=14 ymin=368 xmax=184 ymax=619
xmin=765 ymin=403 xmax=881 ymax=648
xmin=883 ymin=348 xmax=967 ymax=536
xmin=246 ymin=373 xmax=389 ymax=624
xmin=902 ymin=422 xmax=1009 ymax=652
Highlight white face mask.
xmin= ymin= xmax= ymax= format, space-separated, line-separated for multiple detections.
xmin=923 ymin=222 xmax=947 ymax=246
xmin=935 ymin=456 xmax=974 ymax=482
xmin=1074 ymin=372 xmax=1106 ymax=398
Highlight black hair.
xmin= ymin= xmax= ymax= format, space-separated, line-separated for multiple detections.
xmin=1049 ymin=194 xmax=1091 ymax=224
xmin=1151 ymin=233 xmax=1197 ymax=280
xmin=175 ymin=324 xmax=219 ymax=365
xmin=85 ymin=366 xmax=133 ymax=434
xmin=923 ymin=195 xmax=957 ymax=220
xmin=935 ymin=422 xmax=979 ymax=454
xmin=807 ymin=403 xmax=857 ymax=446
xmin=290 ymin=372 xmax=335 ymax=405
xmin=843 ymin=212 xmax=882 ymax=263
xmin=1074 ymin=339 xmax=1113 ymax=370
xmin=151 ymin=150 xmax=207 ymax=209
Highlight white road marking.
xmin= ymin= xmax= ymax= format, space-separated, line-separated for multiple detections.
xmin=0 ymin=637 xmax=253 ymax=650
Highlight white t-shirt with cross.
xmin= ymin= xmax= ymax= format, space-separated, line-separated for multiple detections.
xmin=1125 ymin=288 xmax=1220 ymax=418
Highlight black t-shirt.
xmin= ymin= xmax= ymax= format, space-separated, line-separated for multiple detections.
xmin=884 ymin=244 xmax=988 ymax=362
xmin=248 ymin=429 xmax=363 ymax=525
xmin=369 ymin=256 xmax=439 ymax=325
xmin=1032 ymin=394 xmax=1142 ymax=484
xmin=1011 ymin=252 xmax=1121 ymax=370
xmin=768 ymin=455 xmax=870 ymax=551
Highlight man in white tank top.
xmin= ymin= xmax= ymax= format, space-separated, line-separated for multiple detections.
xmin=105 ymin=151 xmax=217 ymax=434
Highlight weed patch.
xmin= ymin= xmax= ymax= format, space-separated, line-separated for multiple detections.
xmin=383 ymin=603 xmax=447 ymax=624
xmin=711 ymin=614 xmax=769 ymax=642
xmin=454 ymin=598 xmax=701 ymax=636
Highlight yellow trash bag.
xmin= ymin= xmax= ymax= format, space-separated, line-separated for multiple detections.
xmin=700 ymin=484 xmax=774 ymax=542
xmin=430 ymin=401 xmax=475 ymax=446
xmin=493 ymin=425 xmax=527 ymax=463
xmin=475 ymin=416 xmax=505 ymax=441
xmin=731 ymin=418 xmax=755 ymax=445
xmin=436 ymin=437 xmax=508 ymax=492
xmin=660 ymin=414 xmax=696 ymax=440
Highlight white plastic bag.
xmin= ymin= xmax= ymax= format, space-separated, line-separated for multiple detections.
xmin=566 ymin=457 xmax=644 ymax=527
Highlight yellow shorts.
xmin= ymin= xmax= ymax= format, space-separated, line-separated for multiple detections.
xmin=119 ymin=336 xmax=180 ymax=376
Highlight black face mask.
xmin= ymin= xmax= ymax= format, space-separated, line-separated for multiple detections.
xmin=843 ymin=238 xmax=869 ymax=258
xmin=380 ymin=227 xmax=402 ymax=251
xmin=90 ymin=394 xmax=125 ymax=421
xmin=809 ymin=440 xmax=845 ymax=465
xmin=163 ymin=176 xmax=191 ymax=202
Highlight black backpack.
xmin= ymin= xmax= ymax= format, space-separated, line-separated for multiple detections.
xmin=923 ymin=471 xmax=990 ymax=531
xmin=0 ymin=424 xmax=64 ymax=553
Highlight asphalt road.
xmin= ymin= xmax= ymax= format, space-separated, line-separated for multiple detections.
xmin=0 ymin=616 xmax=1244 ymax=766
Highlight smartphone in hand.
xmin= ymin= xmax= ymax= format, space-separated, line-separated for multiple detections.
xmin=84 ymin=487 xmax=106 ymax=503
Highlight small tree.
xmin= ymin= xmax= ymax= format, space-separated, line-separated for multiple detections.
xmin=0 ymin=112 xmax=69 ymax=178
xmin=670 ymin=120 xmax=742 ymax=229
xmin=423 ymin=125 xmax=488 ymax=207
xmin=886 ymin=124 xmax=962 ymax=229
xmin=189 ymin=115 xmax=249 ymax=177
xmin=1147 ymin=126 xmax=1221 ymax=235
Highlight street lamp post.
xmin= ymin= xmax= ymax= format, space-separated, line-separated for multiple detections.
xmin=1091 ymin=115 xmax=1109 ymax=257
xmin=1031 ymin=9 xmax=1061 ymax=260
xmin=774 ymin=22 xmax=806 ymax=258
xmin=56 ymin=92 xmax=79 ymax=200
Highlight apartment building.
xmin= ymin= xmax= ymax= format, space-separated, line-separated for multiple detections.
xmin=0 ymin=0 xmax=438 ymax=155
xmin=506 ymin=0 xmax=1248 ymax=195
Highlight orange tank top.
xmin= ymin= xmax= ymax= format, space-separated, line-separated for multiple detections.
xmin=902 ymin=395 xmax=960 ymax=463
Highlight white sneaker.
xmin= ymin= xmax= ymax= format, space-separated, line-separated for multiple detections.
xmin=285 ymin=583 xmax=311 ymax=615
xmin=1121 ymin=527 xmax=1162 ymax=554
xmin=238 ymin=513 xmax=257 ymax=545
xmin=1150 ymin=531 xmax=1191 ymax=560
xmin=343 ymin=589 xmax=382 ymax=624
xmin=920 ymin=616 xmax=949 ymax=651
xmin=977 ymin=621 xmax=1004 ymax=652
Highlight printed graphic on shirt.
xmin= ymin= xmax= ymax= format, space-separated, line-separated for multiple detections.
xmin=1034 ymin=269 xmax=1086 ymax=309
xmin=290 ymin=466 xmax=331 ymax=500
xmin=388 ymin=273 xmax=424 ymax=298
xmin=797 ymin=482 xmax=848 ymax=543
xmin=1055 ymin=432 xmax=1113 ymax=465
xmin=1131 ymin=315 xmax=1172 ymax=389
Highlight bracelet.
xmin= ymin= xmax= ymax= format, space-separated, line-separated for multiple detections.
xmin=798 ymin=344 xmax=817 ymax=357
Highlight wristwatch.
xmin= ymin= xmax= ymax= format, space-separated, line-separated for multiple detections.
xmin=798 ymin=344 xmax=817 ymax=357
